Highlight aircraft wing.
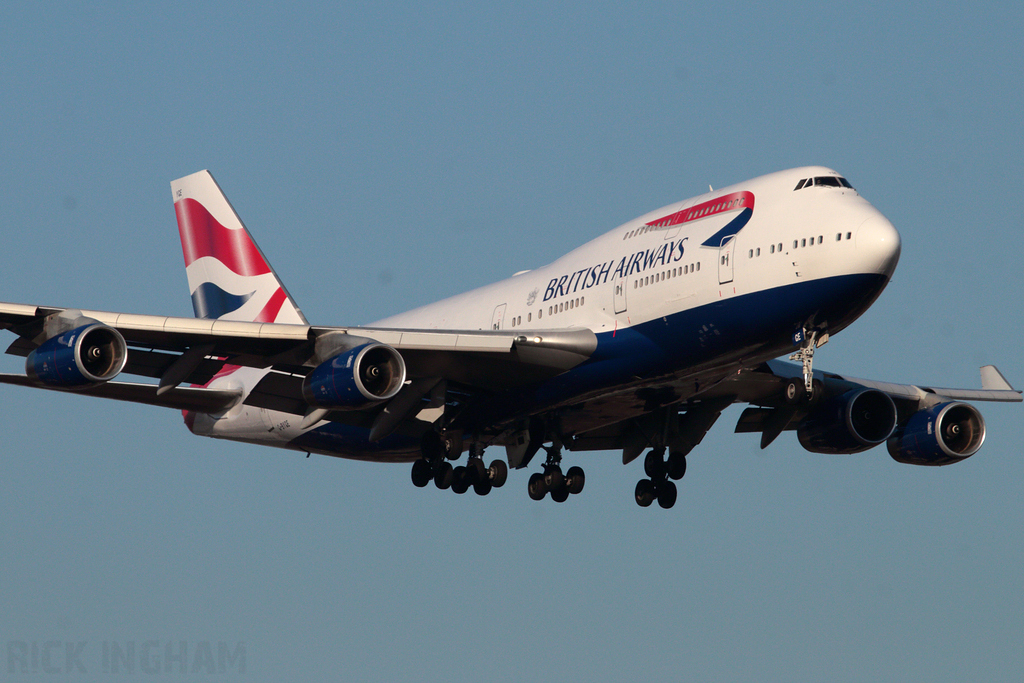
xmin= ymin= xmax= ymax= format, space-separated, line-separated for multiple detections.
xmin=556 ymin=358 xmax=1020 ymax=464
xmin=0 ymin=301 xmax=598 ymax=394
xmin=0 ymin=373 xmax=242 ymax=412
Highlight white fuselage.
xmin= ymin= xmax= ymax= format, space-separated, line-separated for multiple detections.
xmin=192 ymin=166 xmax=901 ymax=460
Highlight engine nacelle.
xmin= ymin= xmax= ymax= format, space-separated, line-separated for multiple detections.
xmin=26 ymin=323 xmax=128 ymax=388
xmin=887 ymin=402 xmax=986 ymax=466
xmin=798 ymin=388 xmax=898 ymax=454
xmin=301 ymin=342 xmax=406 ymax=410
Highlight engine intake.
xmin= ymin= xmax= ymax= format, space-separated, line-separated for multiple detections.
xmin=798 ymin=388 xmax=898 ymax=454
xmin=301 ymin=342 xmax=406 ymax=410
xmin=26 ymin=323 xmax=128 ymax=388
xmin=887 ymin=402 xmax=986 ymax=466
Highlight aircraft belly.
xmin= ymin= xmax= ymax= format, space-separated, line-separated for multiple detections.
xmin=486 ymin=272 xmax=889 ymax=431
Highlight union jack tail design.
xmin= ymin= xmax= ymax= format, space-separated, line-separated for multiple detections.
xmin=170 ymin=171 xmax=307 ymax=324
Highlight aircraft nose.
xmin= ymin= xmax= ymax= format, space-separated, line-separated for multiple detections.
xmin=855 ymin=213 xmax=901 ymax=277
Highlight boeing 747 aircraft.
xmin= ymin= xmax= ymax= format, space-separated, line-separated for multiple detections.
xmin=1 ymin=167 xmax=1018 ymax=508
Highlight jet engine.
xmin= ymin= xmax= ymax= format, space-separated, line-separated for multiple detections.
xmin=798 ymin=388 xmax=898 ymax=454
xmin=26 ymin=323 xmax=128 ymax=388
xmin=887 ymin=402 xmax=985 ymax=466
xmin=301 ymin=342 xmax=406 ymax=410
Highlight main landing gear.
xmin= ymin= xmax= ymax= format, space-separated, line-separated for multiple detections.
xmin=527 ymin=443 xmax=585 ymax=503
xmin=411 ymin=432 xmax=508 ymax=496
xmin=634 ymin=448 xmax=686 ymax=509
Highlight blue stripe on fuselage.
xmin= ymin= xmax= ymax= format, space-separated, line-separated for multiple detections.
xmin=290 ymin=272 xmax=889 ymax=460
xmin=700 ymin=207 xmax=753 ymax=248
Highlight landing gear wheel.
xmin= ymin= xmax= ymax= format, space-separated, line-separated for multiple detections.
xmin=467 ymin=458 xmax=487 ymax=485
xmin=488 ymin=459 xmax=508 ymax=488
xmin=421 ymin=430 xmax=444 ymax=461
xmin=657 ymin=480 xmax=678 ymax=509
xmin=550 ymin=485 xmax=569 ymax=503
xmin=543 ymin=466 xmax=564 ymax=490
xmin=666 ymin=452 xmax=687 ymax=481
xmin=411 ymin=459 xmax=432 ymax=487
xmin=451 ymin=466 xmax=469 ymax=494
xmin=473 ymin=480 xmax=492 ymax=496
xmin=644 ymin=449 xmax=666 ymax=478
xmin=528 ymin=472 xmax=547 ymax=501
xmin=635 ymin=479 xmax=656 ymax=507
xmin=784 ymin=379 xmax=803 ymax=404
xmin=434 ymin=462 xmax=454 ymax=490
xmin=565 ymin=466 xmax=586 ymax=494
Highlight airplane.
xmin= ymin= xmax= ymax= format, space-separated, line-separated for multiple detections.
xmin=1 ymin=167 xmax=1019 ymax=509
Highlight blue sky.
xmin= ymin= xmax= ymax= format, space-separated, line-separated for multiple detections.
xmin=2 ymin=2 xmax=1022 ymax=681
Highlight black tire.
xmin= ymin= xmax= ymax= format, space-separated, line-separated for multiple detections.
xmin=657 ymin=480 xmax=677 ymax=509
xmin=421 ymin=430 xmax=444 ymax=462
xmin=467 ymin=458 xmax=487 ymax=484
xmin=666 ymin=452 xmax=687 ymax=480
xmin=528 ymin=472 xmax=547 ymax=501
xmin=550 ymin=485 xmax=569 ymax=503
xmin=784 ymin=379 xmax=803 ymax=405
xmin=443 ymin=432 xmax=463 ymax=460
xmin=489 ymin=459 xmax=509 ymax=488
xmin=434 ymin=462 xmax=454 ymax=490
xmin=473 ymin=480 xmax=492 ymax=496
xmin=635 ymin=479 xmax=655 ymax=507
xmin=451 ymin=466 xmax=469 ymax=494
xmin=411 ymin=459 xmax=432 ymax=487
xmin=566 ymin=466 xmax=585 ymax=494
xmin=644 ymin=450 xmax=665 ymax=479
xmin=543 ymin=466 xmax=564 ymax=490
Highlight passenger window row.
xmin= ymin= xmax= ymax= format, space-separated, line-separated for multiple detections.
xmin=634 ymin=262 xmax=700 ymax=290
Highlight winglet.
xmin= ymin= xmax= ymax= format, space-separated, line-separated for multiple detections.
xmin=980 ymin=365 xmax=1015 ymax=391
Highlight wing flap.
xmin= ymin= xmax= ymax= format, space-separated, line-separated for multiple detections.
xmin=0 ymin=374 xmax=241 ymax=413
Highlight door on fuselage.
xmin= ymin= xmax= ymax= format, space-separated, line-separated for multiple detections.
xmin=613 ymin=276 xmax=627 ymax=314
xmin=718 ymin=236 xmax=735 ymax=285
xmin=491 ymin=304 xmax=507 ymax=330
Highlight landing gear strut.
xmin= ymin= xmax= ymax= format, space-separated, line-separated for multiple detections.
xmin=527 ymin=442 xmax=585 ymax=503
xmin=789 ymin=325 xmax=828 ymax=399
xmin=411 ymin=432 xmax=507 ymax=496
xmin=634 ymin=447 xmax=686 ymax=509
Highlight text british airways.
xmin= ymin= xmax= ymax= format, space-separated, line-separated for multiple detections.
xmin=543 ymin=238 xmax=688 ymax=302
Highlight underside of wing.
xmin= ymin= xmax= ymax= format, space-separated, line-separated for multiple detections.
xmin=0 ymin=374 xmax=241 ymax=412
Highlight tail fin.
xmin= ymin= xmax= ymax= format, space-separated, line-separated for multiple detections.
xmin=171 ymin=170 xmax=307 ymax=324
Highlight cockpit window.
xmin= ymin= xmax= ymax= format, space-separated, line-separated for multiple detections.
xmin=794 ymin=176 xmax=856 ymax=191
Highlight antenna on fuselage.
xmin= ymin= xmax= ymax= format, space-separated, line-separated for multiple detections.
xmin=709 ymin=185 xmax=714 ymax=192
